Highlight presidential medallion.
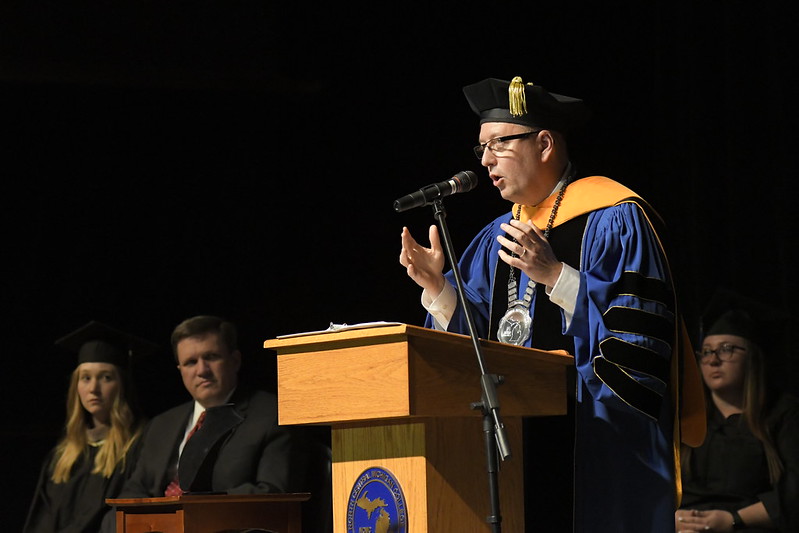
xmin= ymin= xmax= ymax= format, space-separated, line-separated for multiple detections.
xmin=497 ymin=302 xmax=532 ymax=345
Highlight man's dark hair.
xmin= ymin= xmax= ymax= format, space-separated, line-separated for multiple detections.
xmin=170 ymin=315 xmax=238 ymax=361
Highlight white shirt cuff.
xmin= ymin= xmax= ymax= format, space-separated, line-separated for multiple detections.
xmin=422 ymin=282 xmax=457 ymax=330
xmin=547 ymin=262 xmax=579 ymax=324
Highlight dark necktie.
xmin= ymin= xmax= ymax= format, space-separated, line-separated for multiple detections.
xmin=164 ymin=410 xmax=206 ymax=496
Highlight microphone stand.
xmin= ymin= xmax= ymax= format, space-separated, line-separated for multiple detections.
xmin=430 ymin=198 xmax=510 ymax=533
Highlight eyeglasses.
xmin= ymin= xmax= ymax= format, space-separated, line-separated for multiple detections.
xmin=696 ymin=343 xmax=746 ymax=363
xmin=473 ymin=130 xmax=540 ymax=160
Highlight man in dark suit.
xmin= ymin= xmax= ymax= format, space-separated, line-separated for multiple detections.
xmin=102 ymin=315 xmax=294 ymax=530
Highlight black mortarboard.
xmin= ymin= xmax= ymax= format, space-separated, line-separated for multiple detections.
xmin=55 ymin=320 xmax=160 ymax=368
xmin=700 ymin=288 xmax=793 ymax=353
xmin=463 ymin=76 xmax=591 ymax=134
xmin=705 ymin=309 xmax=755 ymax=339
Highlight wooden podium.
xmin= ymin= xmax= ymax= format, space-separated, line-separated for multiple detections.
xmin=264 ymin=324 xmax=573 ymax=533
xmin=106 ymin=493 xmax=309 ymax=533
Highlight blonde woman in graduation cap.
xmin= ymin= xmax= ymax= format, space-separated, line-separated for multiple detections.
xmin=24 ymin=321 xmax=155 ymax=533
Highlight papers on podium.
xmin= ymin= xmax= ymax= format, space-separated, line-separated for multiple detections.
xmin=276 ymin=321 xmax=404 ymax=339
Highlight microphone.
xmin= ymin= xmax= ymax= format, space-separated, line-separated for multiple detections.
xmin=393 ymin=171 xmax=479 ymax=212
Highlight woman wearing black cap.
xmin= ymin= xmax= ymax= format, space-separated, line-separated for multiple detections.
xmin=676 ymin=309 xmax=799 ymax=532
xmin=24 ymin=321 xmax=151 ymax=533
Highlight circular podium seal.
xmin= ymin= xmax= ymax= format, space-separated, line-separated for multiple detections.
xmin=346 ymin=466 xmax=407 ymax=533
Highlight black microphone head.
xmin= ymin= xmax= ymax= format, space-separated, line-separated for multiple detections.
xmin=394 ymin=171 xmax=479 ymax=213
xmin=452 ymin=170 xmax=478 ymax=193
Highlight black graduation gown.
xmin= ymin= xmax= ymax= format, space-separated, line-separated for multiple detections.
xmin=24 ymin=439 xmax=142 ymax=533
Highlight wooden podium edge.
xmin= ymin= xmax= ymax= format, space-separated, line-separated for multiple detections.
xmin=268 ymin=323 xmax=573 ymax=425
xmin=264 ymin=323 xmax=573 ymax=367
xmin=106 ymin=493 xmax=311 ymax=506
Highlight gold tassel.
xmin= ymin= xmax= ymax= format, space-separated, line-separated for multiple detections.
xmin=509 ymin=76 xmax=529 ymax=117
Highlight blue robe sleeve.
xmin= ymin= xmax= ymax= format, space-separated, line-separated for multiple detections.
xmin=424 ymin=214 xmax=508 ymax=338
xmin=566 ymin=201 xmax=675 ymax=420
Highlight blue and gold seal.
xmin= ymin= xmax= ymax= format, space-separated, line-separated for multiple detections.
xmin=346 ymin=467 xmax=407 ymax=533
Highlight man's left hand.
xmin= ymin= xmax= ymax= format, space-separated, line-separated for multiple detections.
xmin=498 ymin=219 xmax=563 ymax=287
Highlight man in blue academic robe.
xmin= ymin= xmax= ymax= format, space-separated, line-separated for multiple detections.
xmin=399 ymin=76 xmax=705 ymax=532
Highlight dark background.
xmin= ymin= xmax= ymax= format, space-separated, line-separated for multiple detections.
xmin=3 ymin=2 xmax=798 ymax=529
